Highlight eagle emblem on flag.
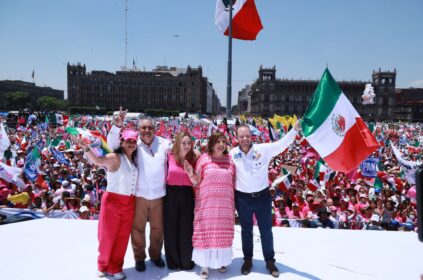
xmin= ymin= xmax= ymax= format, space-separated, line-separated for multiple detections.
xmin=331 ymin=114 xmax=346 ymax=137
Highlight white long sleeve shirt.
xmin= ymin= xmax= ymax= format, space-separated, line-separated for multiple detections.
xmin=107 ymin=125 xmax=171 ymax=199
xmin=229 ymin=128 xmax=298 ymax=193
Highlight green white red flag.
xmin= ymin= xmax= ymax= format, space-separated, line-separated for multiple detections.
xmin=215 ymin=0 xmax=263 ymax=40
xmin=66 ymin=127 xmax=112 ymax=156
xmin=301 ymin=69 xmax=379 ymax=173
xmin=271 ymin=168 xmax=292 ymax=192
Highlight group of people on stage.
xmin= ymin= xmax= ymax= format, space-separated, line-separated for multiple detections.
xmin=1 ymin=109 xmax=419 ymax=279
xmin=79 ymin=107 xmax=300 ymax=279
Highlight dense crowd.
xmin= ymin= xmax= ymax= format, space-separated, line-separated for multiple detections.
xmin=0 ymin=111 xmax=421 ymax=232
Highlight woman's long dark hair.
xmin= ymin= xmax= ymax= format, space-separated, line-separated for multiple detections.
xmin=114 ymin=140 xmax=137 ymax=165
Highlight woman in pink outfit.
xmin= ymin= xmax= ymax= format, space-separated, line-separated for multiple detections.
xmin=164 ymin=131 xmax=200 ymax=271
xmin=77 ymin=129 xmax=138 ymax=280
xmin=186 ymin=132 xmax=236 ymax=279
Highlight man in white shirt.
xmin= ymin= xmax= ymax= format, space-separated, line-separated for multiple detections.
xmin=229 ymin=122 xmax=300 ymax=278
xmin=107 ymin=108 xmax=171 ymax=272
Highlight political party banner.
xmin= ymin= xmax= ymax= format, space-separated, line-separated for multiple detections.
xmin=360 ymin=157 xmax=379 ymax=178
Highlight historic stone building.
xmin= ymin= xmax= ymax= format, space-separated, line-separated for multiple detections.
xmin=395 ymin=88 xmax=423 ymax=121
xmin=237 ymin=84 xmax=252 ymax=113
xmin=67 ymin=63 xmax=221 ymax=114
xmin=245 ymin=66 xmax=422 ymax=121
xmin=371 ymin=68 xmax=396 ymax=120
xmin=0 ymin=80 xmax=64 ymax=110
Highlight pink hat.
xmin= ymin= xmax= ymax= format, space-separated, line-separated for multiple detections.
xmin=122 ymin=130 xmax=138 ymax=141
xmin=0 ymin=188 xmax=10 ymax=198
xmin=406 ymin=186 xmax=416 ymax=199
xmin=348 ymin=205 xmax=355 ymax=212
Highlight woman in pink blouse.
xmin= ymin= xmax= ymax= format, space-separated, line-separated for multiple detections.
xmin=163 ymin=131 xmax=200 ymax=270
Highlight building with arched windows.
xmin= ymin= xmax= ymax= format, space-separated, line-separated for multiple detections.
xmin=67 ymin=63 xmax=221 ymax=114
xmin=241 ymin=66 xmax=421 ymax=121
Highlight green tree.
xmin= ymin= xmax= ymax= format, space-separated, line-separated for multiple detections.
xmin=3 ymin=91 xmax=31 ymax=109
xmin=36 ymin=96 xmax=67 ymax=110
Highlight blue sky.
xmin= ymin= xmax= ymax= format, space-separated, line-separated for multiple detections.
xmin=1 ymin=0 xmax=422 ymax=107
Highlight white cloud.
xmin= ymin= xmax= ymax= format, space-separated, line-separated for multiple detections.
xmin=409 ymin=80 xmax=423 ymax=88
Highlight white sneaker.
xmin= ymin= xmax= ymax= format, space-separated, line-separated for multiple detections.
xmin=113 ymin=272 xmax=126 ymax=280
xmin=97 ymin=270 xmax=106 ymax=278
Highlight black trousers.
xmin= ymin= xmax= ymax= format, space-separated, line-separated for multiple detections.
xmin=163 ymin=185 xmax=195 ymax=270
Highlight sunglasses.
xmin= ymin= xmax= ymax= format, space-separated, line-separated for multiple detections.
xmin=140 ymin=126 xmax=154 ymax=130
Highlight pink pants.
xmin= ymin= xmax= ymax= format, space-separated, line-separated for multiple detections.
xmin=98 ymin=192 xmax=135 ymax=274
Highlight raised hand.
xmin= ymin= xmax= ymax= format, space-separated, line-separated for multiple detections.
xmin=70 ymin=135 xmax=90 ymax=150
xmin=114 ymin=106 xmax=127 ymax=128
xmin=183 ymin=160 xmax=194 ymax=176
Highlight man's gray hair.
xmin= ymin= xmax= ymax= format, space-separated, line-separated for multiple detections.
xmin=138 ymin=116 xmax=156 ymax=129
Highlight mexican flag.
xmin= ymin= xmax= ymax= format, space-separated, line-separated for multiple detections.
xmin=66 ymin=127 xmax=112 ymax=156
xmin=301 ymin=69 xmax=379 ymax=173
xmin=307 ymin=178 xmax=320 ymax=192
xmin=271 ymin=168 xmax=292 ymax=192
xmin=50 ymin=113 xmax=63 ymax=125
xmin=314 ymin=158 xmax=336 ymax=183
xmin=215 ymin=0 xmax=263 ymax=40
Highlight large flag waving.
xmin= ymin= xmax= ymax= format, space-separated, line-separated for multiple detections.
xmin=301 ymin=69 xmax=379 ymax=172
xmin=215 ymin=0 xmax=263 ymax=40
xmin=66 ymin=127 xmax=112 ymax=156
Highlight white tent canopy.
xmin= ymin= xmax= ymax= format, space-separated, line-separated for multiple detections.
xmin=113 ymin=111 xmax=143 ymax=120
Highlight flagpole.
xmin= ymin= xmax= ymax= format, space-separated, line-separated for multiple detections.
xmin=226 ymin=0 xmax=233 ymax=119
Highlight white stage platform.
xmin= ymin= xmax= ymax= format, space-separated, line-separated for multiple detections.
xmin=1 ymin=219 xmax=422 ymax=280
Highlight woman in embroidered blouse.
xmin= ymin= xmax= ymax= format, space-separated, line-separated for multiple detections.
xmin=164 ymin=131 xmax=200 ymax=270
xmin=185 ymin=131 xmax=236 ymax=279
xmin=76 ymin=129 xmax=138 ymax=280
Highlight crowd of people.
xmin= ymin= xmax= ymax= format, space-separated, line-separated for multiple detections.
xmin=0 ymin=109 xmax=421 ymax=279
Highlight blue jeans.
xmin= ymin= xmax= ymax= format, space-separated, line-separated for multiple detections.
xmin=235 ymin=189 xmax=275 ymax=262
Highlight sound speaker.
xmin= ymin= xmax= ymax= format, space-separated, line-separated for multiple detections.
xmin=417 ymin=168 xmax=423 ymax=242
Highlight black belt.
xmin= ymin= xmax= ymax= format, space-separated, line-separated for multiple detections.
xmin=166 ymin=185 xmax=193 ymax=191
xmin=236 ymin=187 xmax=269 ymax=198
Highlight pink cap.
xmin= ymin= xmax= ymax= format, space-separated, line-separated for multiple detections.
xmin=122 ymin=130 xmax=138 ymax=141
xmin=0 ymin=188 xmax=10 ymax=198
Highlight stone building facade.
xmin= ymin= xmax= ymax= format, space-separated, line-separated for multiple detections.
xmin=67 ymin=63 xmax=221 ymax=114
xmin=0 ymin=80 xmax=64 ymax=109
xmin=395 ymin=88 xmax=423 ymax=121
xmin=245 ymin=66 xmax=421 ymax=121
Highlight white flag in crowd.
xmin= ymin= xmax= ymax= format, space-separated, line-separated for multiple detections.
xmin=391 ymin=143 xmax=422 ymax=185
xmin=0 ymin=162 xmax=26 ymax=191
xmin=0 ymin=123 xmax=11 ymax=159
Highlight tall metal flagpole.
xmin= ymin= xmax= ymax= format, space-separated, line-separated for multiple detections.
xmin=226 ymin=0 xmax=233 ymax=119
